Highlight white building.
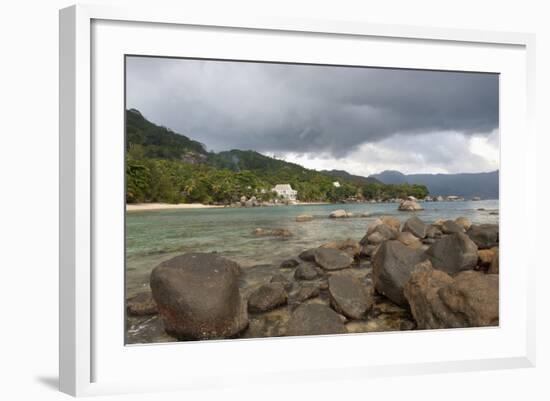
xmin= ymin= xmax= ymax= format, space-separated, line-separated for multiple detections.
xmin=332 ymin=181 xmax=341 ymax=188
xmin=272 ymin=184 xmax=298 ymax=201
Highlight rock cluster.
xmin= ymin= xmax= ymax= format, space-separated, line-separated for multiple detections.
xmin=130 ymin=213 xmax=499 ymax=343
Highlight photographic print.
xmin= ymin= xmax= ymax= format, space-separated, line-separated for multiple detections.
xmin=125 ymin=56 xmax=499 ymax=344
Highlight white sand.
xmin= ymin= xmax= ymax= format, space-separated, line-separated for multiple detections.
xmin=126 ymin=203 xmax=224 ymax=212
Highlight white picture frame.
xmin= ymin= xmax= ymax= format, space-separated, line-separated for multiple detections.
xmin=59 ymin=4 xmax=536 ymax=397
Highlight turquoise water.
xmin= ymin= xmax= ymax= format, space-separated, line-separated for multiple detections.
xmin=126 ymin=200 xmax=498 ymax=296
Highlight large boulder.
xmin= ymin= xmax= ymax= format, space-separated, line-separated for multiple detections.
xmin=329 ymin=209 xmax=349 ymax=218
xmin=372 ymin=240 xmax=428 ymax=306
xmin=426 ymin=233 xmax=478 ymax=274
xmin=467 ymin=224 xmax=499 ymax=249
xmin=320 ymin=239 xmax=361 ymax=258
xmin=150 ymin=253 xmax=248 ymax=340
xmin=440 ymin=220 xmax=464 ymax=234
xmin=398 ymin=200 xmax=424 ymax=211
xmin=396 ymin=231 xmax=422 ymax=249
xmin=314 ymin=248 xmax=354 ymax=271
xmin=365 ymin=218 xmax=384 ymax=237
xmin=248 ymin=283 xmax=288 ymax=313
xmin=361 ymin=223 xmax=398 ymax=245
xmin=328 ymin=275 xmax=373 ymax=319
xmin=402 ymin=216 xmax=428 ymax=238
xmin=380 ymin=216 xmax=401 ymax=231
xmin=426 ymin=225 xmax=443 ymax=239
xmin=285 ymin=304 xmax=347 ymax=336
xmin=404 ymin=262 xmax=499 ymax=329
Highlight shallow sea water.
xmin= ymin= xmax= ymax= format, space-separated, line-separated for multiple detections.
xmin=125 ymin=200 xmax=498 ymax=297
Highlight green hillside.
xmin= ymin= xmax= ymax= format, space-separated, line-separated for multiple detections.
xmin=125 ymin=109 xmax=429 ymax=204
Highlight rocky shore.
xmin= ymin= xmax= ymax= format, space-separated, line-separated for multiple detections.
xmin=126 ymin=212 xmax=499 ymax=343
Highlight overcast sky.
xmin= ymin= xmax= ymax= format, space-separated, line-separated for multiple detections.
xmin=126 ymin=56 xmax=499 ymax=175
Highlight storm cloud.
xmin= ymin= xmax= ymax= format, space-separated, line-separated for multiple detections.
xmin=126 ymin=56 xmax=499 ymax=174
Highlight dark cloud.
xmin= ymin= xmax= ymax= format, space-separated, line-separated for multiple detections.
xmin=126 ymin=56 xmax=498 ymax=157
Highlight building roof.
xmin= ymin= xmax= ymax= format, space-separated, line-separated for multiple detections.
xmin=272 ymin=184 xmax=295 ymax=191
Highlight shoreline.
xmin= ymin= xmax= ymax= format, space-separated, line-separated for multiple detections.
xmin=126 ymin=201 xmax=331 ymax=212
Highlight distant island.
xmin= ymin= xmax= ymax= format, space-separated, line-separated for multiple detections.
xmin=370 ymin=170 xmax=499 ymax=200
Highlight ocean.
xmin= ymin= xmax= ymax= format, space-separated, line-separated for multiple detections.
xmin=125 ymin=200 xmax=498 ymax=297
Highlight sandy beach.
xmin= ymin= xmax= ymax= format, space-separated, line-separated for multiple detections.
xmin=126 ymin=203 xmax=225 ymax=212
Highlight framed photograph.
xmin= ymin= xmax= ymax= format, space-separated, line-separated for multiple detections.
xmin=59 ymin=4 xmax=536 ymax=396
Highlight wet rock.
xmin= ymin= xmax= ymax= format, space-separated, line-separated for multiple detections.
xmin=270 ymin=274 xmax=293 ymax=291
xmin=292 ymin=284 xmax=320 ymax=303
xmin=328 ymin=274 xmax=373 ymax=319
xmin=299 ymin=248 xmax=317 ymax=262
xmin=248 ymin=283 xmax=288 ymax=313
xmin=402 ymin=216 xmax=428 ymax=238
xmin=320 ymin=239 xmax=361 ymax=258
xmin=372 ymin=240 xmax=428 ymax=306
xmin=426 ymin=232 xmax=478 ymax=274
xmin=294 ymin=263 xmax=320 ymax=280
xmin=280 ymin=258 xmax=299 ymax=268
xmin=329 ymin=209 xmax=349 ymax=218
xmin=404 ymin=261 xmax=499 ymax=329
xmin=398 ymin=200 xmax=424 ymax=211
xmin=285 ymin=304 xmax=347 ymax=336
xmin=396 ymin=231 xmax=422 ymax=249
xmin=314 ymin=248 xmax=354 ymax=271
xmin=467 ymin=224 xmax=499 ymax=249
xmin=488 ymin=248 xmax=499 ymax=274
xmin=455 ymin=216 xmax=472 ymax=231
xmin=441 ymin=220 xmax=464 ymax=234
xmin=126 ymin=292 xmax=158 ymax=316
xmin=296 ymin=214 xmax=314 ymax=222
xmin=150 ymin=253 xmax=248 ymax=340
xmin=243 ymin=307 xmax=291 ymax=338
xmin=252 ymin=228 xmax=292 ymax=238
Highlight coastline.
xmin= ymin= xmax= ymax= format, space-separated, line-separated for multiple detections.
xmin=126 ymin=201 xmax=331 ymax=212
xmin=126 ymin=203 xmax=224 ymax=212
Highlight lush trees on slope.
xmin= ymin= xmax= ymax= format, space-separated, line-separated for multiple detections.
xmin=125 ymin=109 xmax=428 ymax=204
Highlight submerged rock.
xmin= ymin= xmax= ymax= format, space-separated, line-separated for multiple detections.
xmin=426 ymin=232 xmax=478 ymax=274
xmin=372 ymin=240 xmax=428 ymax=307
xmin=329 ymin=209 xmax=349 ymax=218
xmin=328 ymin=274 xmax=373 ymax=319
xmin=285 ymin=303 xmax=347 ymax=336
xmin=280 ymin=258 xmax=299 ymax=268
xmin=314 ymin=248 xmax=354 ymax=271
xmin=320 ymin=239 xmax=361 ymax=258
xmin=150 ymin=253 xmax=248 ymax=340
xmin=126 ymin=292 xmax=158 ymax=316
xmin=248 ymin=283 xmax=288 ymax=313
xmin=294 ymin=263 xmax=320 ymax=280
xmin=296 ymin=214 xmax=314 ymax=222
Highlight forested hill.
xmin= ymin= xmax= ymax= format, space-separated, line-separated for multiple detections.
xmin=125 ymin=109 xmax=429 ymax=204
